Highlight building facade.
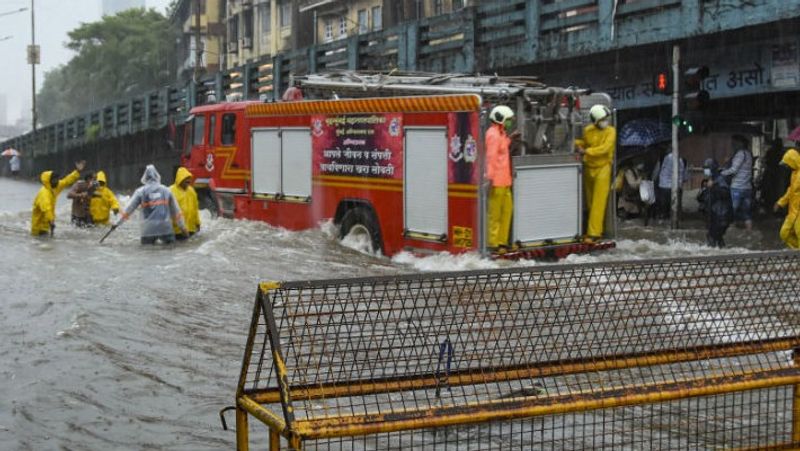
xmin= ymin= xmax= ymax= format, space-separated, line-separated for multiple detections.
xmin=225 ymin=0 xmax=311 ymax=69
xmin=171 ymin=0 xmax=226 ymax=82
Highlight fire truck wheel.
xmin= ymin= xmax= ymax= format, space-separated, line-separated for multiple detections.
xmin=339 ymin=207 xmax=383 ymax=254
xmin=197 ymin=189 xmax=219 ymax=218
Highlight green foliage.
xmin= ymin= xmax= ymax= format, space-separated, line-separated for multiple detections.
xmin=37 ymin=8 xmax=177 ymax=125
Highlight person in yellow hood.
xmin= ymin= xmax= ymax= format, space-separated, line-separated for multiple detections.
xmin=89 ymin=171 xmax=120 ymax=225
xmin=170 ymin=167 xmax=200 ymax=239
xmin=31 ymin=160 xmax=86 ymax=236
xmin=575 ymin=105 xmax=616 ymax=242
xmin=774 ymin=148 xmax=800 ymax=249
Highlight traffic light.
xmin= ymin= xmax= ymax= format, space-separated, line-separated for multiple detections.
xmin=672 ymin=115 xmax=691 ymax=133
xmin=653 ymin=71 xmax=670 ymax=95
xmin=224 ymin=70 xmax=244 ymax=101
xmin=683 ymin=66 xmax=710 ymax=111
xmin=258 ymin=63 xmax=274 ymax=101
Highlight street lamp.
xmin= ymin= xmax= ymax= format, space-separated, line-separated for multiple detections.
xmin=30 ymin=0 xmax=37 ymax=134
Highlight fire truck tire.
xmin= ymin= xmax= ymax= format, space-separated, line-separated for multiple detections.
xmin=339 ymin=207 xmax=383 ymax=254
xmin=197 ymin=189 xmax=219 ymax=218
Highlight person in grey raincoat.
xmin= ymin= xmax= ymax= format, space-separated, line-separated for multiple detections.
xmin=114 ymin=165 xmax=187 ymax=244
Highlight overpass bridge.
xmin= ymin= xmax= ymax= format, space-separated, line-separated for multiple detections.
xmin=3 ymin=0 xmax=799 ymax=184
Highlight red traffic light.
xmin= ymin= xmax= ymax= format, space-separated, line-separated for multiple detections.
xmin=657 ymin=73 xmax=668 ymax=91
xmin=653 ymin=71 xmax=670 ymax=95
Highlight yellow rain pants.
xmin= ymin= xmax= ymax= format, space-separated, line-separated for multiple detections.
xmin=780 ymin=214 xmax=800 ymax=249
xmin=584 ymin=164 xmax=612 ymax=238
xmin=575 ymin=124 xmax=616 ymax=238
xmin=488 ymin=187 xmax=513 ymax=248
xmin=777 ymin=149 xmax=800 ymax=249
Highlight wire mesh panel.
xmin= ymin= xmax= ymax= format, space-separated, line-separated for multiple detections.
xmin=302 ymin=386 xmax=794 ymax=450
xmin=235 ymin=251 xmax=800 ymax=449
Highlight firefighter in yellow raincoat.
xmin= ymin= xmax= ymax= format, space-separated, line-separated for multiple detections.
xmin=485 ymin=105 xmax=520 ymax=250
xmin=169 ymin=166 xmax=200 ymax=239
xmin=89 ymin=171 xmax=120 ymax=225
xmin=774 ymin=148 xmax=800 ymax=249
xmin=31 ymin=160 xmax=86 ymax=236
xmin=575 ymin=105 xmax=616 ymax=242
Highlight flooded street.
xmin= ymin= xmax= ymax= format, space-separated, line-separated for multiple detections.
xmin=0 ymin=177 xmax=783 ymax=449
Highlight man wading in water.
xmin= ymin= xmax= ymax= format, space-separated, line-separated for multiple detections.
xmin=113 ymin=165 xmax=187 ymax=244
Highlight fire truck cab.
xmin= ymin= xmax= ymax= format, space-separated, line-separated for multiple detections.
xmin=181 ymin=72 xmax=615 ymax=259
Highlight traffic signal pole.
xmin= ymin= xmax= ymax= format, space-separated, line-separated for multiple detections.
xmin=670 ymin=44 xmax=680 ymax=229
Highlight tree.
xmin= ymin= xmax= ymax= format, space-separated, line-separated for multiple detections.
xmin=37 ymin=8 xmax=177 ymax=125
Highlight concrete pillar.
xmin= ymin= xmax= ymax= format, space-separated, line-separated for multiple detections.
xmin=347 ymin=34 xmax=359 ymax=70
xmin=524 ymin=0 xmax=540 ymax=62
xmin=462 ymin=8 xmax=476 ymax=73
xmin=682 ymin=0 xmax=701 ymax=35
xmin=598 ymin=0 xmax=614 ymax=44
xmin=399 ymin=22 xmax=419 ymax=71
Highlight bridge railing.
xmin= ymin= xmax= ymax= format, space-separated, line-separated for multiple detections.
xmin=4 ymin=0 xmax=798 ymax=160
xmin=231 ymin=251 xmax=800 ymax=450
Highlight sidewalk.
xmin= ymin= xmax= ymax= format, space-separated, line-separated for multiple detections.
xmin=615 ymin=189 xmax=786 ymax=251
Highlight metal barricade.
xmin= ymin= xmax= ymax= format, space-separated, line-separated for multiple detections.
xmin=231 ymin=251 xmax=800 ymax=450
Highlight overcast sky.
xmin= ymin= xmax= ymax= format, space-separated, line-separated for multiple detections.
xmin=0 ymin=0 xmax=172 ymax=126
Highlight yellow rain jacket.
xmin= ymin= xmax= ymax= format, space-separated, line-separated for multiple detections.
xmin=170 ymin=167 xmax=200 ymax=235
xmin=777 ymin=148 xmax=800 ymax=249
xmin=89 ymin=171 xmax=120 ymax=225
xmin=575 ymin=124 xmax=616 ymax=238
xmin=31 ymin=169 xmax=80 ymax=235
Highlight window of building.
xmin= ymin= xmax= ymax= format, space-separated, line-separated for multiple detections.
xmin=434 ymin=0 xmax=443 ymax=15
xmin=193 ymin=115 xmax=206 ymax=146
xmin=221 ymin=113 xmax=236 ymax=145
xmin=228 ymin=14 xmax=239 ymax=52
xmin=208 ymin=114 xmax=216 ymax=146
xmin=453 ymin=0 xmax=465 ymax=10
xmin=324 ymin=20 xmax=333 ymax=42
xmin=259 ymin=2 xmax=271 ymax=45
xmin=258 ymin=2 xmax=272 ymax=33
xmin=280 ymin=0 xmax=291 ymax=28
xmin=372 ymin=6 xmax=382 ymax=31
xmin=339 ymin=15 xmax=347 ymax=37
xmin=358 ymin=9 xmax=368 ymax=34
xmin=243 ymin=8 xmax=254 ymax=46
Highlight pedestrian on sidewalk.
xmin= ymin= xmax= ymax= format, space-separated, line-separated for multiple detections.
xmin=652 ymin=149 xmax=688 ymax=221
xmin=721 ymin=134 xmax=754 ymax=231
xmin=774 ymin=148 xmax=800 ymax=249
xmin=9 ymin=154 xmax=21 ymax=178
xmin=702 ymin=158 xmax=733 ymax=248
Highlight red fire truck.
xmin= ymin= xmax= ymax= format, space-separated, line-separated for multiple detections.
xmin=180 ymin=72 xmax=615 ymax=259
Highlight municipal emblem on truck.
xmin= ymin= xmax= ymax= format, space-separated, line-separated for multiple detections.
xmin=449 ymin=135 xmax=463 ymax=162
xmin=389 ymin=117 xmax=400 ymax=137
xmin=205 ymin=153 xmax=215 ymax=171
xmin=313 ymin=118 xmax=324 ymax=137
xmin=464 ymin=134 xmax=477 ymax=163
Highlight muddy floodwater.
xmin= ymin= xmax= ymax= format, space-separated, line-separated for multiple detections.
xmin=0 ymin=177 xmax=782 ymax=449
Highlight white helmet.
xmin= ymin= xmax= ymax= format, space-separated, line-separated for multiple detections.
xmin=589 ymin=104 xmax=611 ymax=124
xmin=490 ymin=105 xmax=515 ymax=124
